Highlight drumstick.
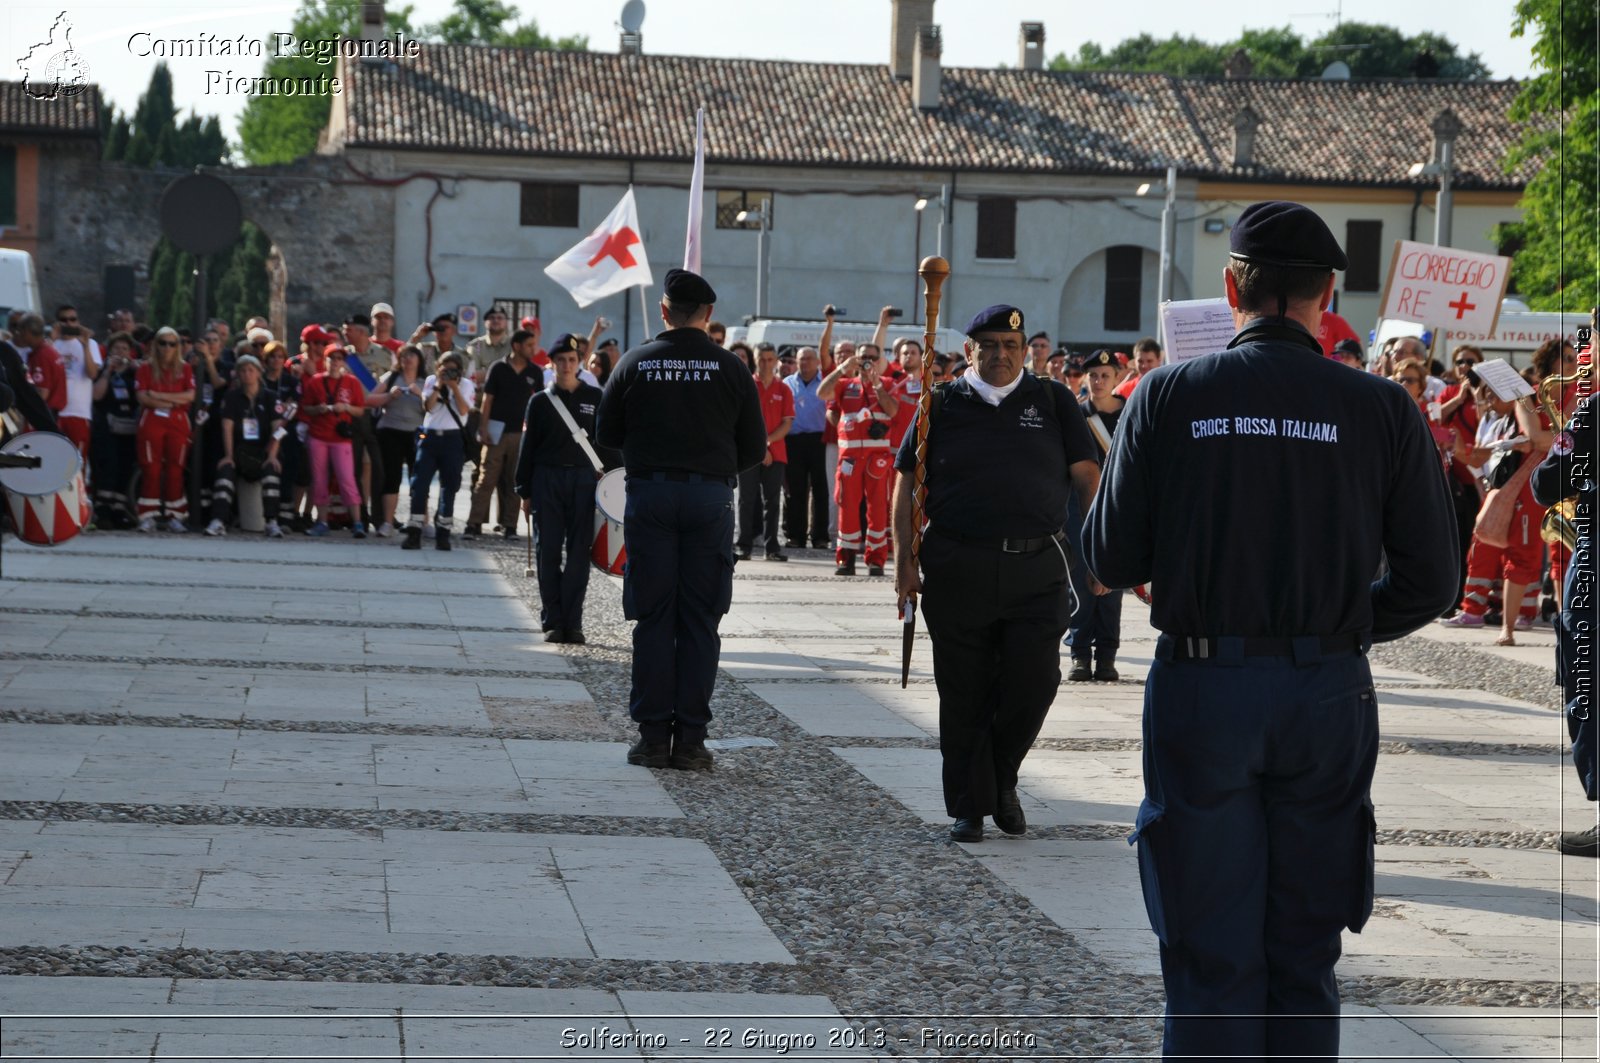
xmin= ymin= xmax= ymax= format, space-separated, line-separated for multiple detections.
xmin=524 ymin=509 xmax=534 ymax=577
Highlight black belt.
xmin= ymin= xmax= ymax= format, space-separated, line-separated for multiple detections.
xmin=1162 ymin=632 xmax=1367 ymax=661
xmin=934 ymin=526 xmax=1067 ymax=554
xmin=637 ymin=469 xmax=735 ymax=486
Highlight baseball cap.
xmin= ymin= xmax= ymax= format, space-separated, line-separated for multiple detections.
xmin=370 ymin=302 xmax=395 ymax=319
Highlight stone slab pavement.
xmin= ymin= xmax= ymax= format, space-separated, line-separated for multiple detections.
xmin=0 ymin=530 xmax=1596 ymax=1060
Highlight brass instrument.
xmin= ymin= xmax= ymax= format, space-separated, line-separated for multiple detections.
xmin=1537 ymin=359 xmax=1592 ymax=551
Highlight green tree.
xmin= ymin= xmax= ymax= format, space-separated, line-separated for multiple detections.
xmin=213 ymin=223 xmax=274 ymax=330
xmin=1048 ymin=23 xmax=1492 ymax=79
xmin=423 ymin=0 xmax=587 ymax=48
xmin=1503 ymin=0 xmax=1598 ymax=308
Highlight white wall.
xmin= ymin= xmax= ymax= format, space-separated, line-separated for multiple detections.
xmin=378 ymin=150 xmax=1199 ymax=351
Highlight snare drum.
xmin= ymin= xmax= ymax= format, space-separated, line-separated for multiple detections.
xmin=591 ymin=468 xmax=627 ymax=576
xmin=0 ymin=432 xmax=91 ymax=547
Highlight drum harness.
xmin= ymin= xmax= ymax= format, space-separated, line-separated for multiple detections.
xmin=543 ymin=385 xmax=606 ymax=476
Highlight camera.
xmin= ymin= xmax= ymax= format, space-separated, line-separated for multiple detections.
xmin=867 ymin=420 xmax=890 ymax=440
xmin=441 ymin=367 xmax=461 ymax=382
xmin=886 ymin=308 xmax=903 ymax=320
xmin=1464 ymin=366 xmax=1481 ymax=387
xmin=824 ymin=305 xmax=844 ymax=318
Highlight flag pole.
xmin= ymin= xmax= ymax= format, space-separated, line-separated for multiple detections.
xmin=638 ymin=284 xmax=651 ymax=344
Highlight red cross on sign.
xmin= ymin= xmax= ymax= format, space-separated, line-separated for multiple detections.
xmin=1448 ymin=291 xmax=1477 ymax=320
xmin=588 ymin=226 xmax=641 ymax=270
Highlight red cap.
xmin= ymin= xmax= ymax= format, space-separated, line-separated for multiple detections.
xmin=520 ymin=316 xmax=540 ymax=331
xmin=300 ymin=324 xmax=338 ymax=344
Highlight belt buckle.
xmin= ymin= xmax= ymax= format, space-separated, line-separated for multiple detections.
xmin=1000 ymin=538 xmax=1025 ymax=554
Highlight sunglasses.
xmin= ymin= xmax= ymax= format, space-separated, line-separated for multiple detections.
xmin=155 ymin=340 xmax=179 ymax=348
xmin=1399 ymin=376 xmax=1423 ymax=385
xmin=1454 ymin=359 xmax=1479 ymax=366
xmin=57 ymin=316 xmax=78 ymax=324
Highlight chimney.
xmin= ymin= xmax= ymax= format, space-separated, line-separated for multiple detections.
xmin=1224 ymin=48 xmax=1253 ymax=79
xmin=1232 ymin=106 xmax=1261 ymax=167
xmin=1430 ymin=107 xmax=1463 ymax=165
xmin=619 ymin=31 xmax=642 ymax=55
xmin=359 ymin=0 xmax=386 ymax=44
xmin=913 ymin=24 xmax=942 ymax=110
xmin=1019 ymin=22 xmax=1045 ymax=70
xmin=890 ymin=0 xmax=936 ymax=80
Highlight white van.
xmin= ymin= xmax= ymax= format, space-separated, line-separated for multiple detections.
xmin=725 ymin=318 xmax=968 ymax=358
xmin=1438 ymin=311 xmax=1590 ymax=369
xmin=0 ymin=249 xmax=41 ymax=322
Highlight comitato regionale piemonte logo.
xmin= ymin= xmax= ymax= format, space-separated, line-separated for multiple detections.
xmin=18 ymin=12 xmax=92 ymax=100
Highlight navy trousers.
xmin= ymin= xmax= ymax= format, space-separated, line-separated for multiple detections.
xmin=920 ymin=527 xmax=1073 ymax=819
xmin=410 ymin=429 xmax=464 ymax=527
xmin=622 ymin=476 xmax=735 ymax=744
xmin=1135 ymin=637 xmax=1378 ymax=1061
xmin=533 ymin=465 xmax=597 ymax=634
xmin=1556 ymin=539 xmax=1598 ymax=801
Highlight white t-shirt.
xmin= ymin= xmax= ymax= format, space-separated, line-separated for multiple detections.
xmin=420 ymin=374 xmax=476 ymax=432
xmin=53 ymin=337 xmax=102 ymax=419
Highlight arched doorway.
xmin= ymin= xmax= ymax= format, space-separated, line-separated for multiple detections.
xmin=1057 ymin=245 xmax=1190 ymax=348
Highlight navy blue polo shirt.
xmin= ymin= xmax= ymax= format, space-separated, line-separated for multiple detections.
xmin=1084 ymin=320 xmax=1459 ymax=642
xmin=895 ymin=371 xmax=1097 ymax=539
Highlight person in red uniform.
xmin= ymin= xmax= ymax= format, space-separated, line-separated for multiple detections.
xmin=10 ymin=314 xmax=66 ymax=426
xmin=887 ymin=338 xmax=924 ymax=448
xmin=1315 ymin=308 xmax=1361 ymax=357
xmin=819 ymin=341 xmax=899 ymax=576
xmin=301 ymin=348 xmax=368 ymax=537
xmin=735 ymin=342 xmax=795 ymax=561
xmin=134 ymin=327 xmax=196 ymax=532
xmin=1112 ymin=337 xmax=1163 ymax=399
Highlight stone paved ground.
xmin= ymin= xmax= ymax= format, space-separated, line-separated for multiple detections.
xmin=0 ymin=527 xmax=1596 ymax=1061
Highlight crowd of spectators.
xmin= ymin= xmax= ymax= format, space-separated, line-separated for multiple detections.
xmin=0 ymin=300 xmax=1580 ymax=635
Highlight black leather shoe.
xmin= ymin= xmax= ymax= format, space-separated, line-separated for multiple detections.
xmin=1067 ymin=660 xmax=1093 ymax=682
xmin=545 ymin=629 xmax=567 ymax=644
xmin=735 ymin=548 xmax=752 ymax=562
xmin=1094 ymin=659 xmax=1120 ymax=682
xmin=867 ymin=564 xmax=885 ymax=577
xmin=1558 ymin=824 xmax=1600 ymax=857
xmin=669 ymin=739 xmax=714 ymax=772
xmin=564 ymin=629 xmax=587 ymax=645
xmin=627 ymin=738 xmax=670 ymax=768
xmin=766 ymin=552 xmax=788 ymax=562
xmin=462 ymin=524 xmax=481 ymax=539
xmin=811 ymin=540 xmax=829 ymax=550
xmin=950 ymin=818 xmax=984 ymax=843
xmin=994 ymin=789 xmax=1026 ymax=835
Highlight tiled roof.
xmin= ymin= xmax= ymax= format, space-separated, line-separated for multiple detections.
xmin=337 ymin=46 xmax=1530 ymax=189
xmin=0 ymin=81 xmax=100 ymax=137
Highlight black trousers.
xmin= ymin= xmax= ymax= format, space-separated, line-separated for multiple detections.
xmin=783 ymin=432 xmax=827 ymax=545
xmin=622 ymin=475 xmax=735 ymax=745
xmin=210 ymin=458 xmax=282 ymax=525
xmin=532 ymin=465 xmax=596 ymax=633
xmin=919 ymin=527 xmax=1072 ymax=819
xmin=737 ymin=459 xmax=785 ymax=554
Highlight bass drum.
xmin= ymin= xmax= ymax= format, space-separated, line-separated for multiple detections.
xmin=591 ymin=469 xmax=627 ymax=576
xmin=0 ymin=432 xmax=90 ymax=547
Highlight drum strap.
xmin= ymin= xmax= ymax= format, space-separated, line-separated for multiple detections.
xmin=545 ymin=386 xmax=605 ymax=475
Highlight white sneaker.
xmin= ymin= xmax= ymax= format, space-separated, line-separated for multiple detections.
xmin=265 ymin=520 xmax=284 ymax=539
xmin=166 ymin=517 xmax=188 ymax=534
xmin=204 ymin=519 xmax=226 ymax=537
xmin=376 ymin=521 xmax=394 ymax=538
xmin=137 ymin=517 xmax=156 ymax=534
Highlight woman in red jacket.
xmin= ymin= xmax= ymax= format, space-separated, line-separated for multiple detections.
xmin=134 ymin=326 xmax=196 ymax=532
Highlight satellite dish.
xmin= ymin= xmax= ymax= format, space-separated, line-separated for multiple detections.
xmin=620 ymin=0 xmax=646 ymax=33
xmin=1321 ymin=60 xmax=1351 ymax=80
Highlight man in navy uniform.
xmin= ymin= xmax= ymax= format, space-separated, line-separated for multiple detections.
xmin=1086 ymin=202 xmax=1457 ymax=1058
xmin=596 ymin=268 xmax=767 ymax=772
xmin=1532 ymin=370 xmax=1598 ymax=857
xmin=891 ymin=305 xmax=1101 ymax=843
xmin=516 ymin=339 xmax=616 ymax=646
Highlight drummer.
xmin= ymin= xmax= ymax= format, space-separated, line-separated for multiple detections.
xmin=515 ymin=338 xmax=619 ymax=645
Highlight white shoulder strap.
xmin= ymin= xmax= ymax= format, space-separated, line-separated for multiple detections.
xmin=546 ymin=385 xmax=605 ymax=474
xmin=1087 ymin=412 xmax=1114 ymax=455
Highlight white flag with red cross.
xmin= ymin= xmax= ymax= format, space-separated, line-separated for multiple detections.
xmin=544 ymin=187 xmax=653 ymax=308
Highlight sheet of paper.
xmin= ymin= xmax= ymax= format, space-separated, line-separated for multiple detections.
xmin=1159 ymin=299 xmax=1237 ymax=363
xmin=1473 ymin=358 xmax=1534 ymax=402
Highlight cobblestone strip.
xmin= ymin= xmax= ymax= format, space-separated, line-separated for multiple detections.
xmin=3 ymin=606 xmax=538 ymax=635
xmin=1 ymin=575 xmax=517 ymax=597
xmin=0 ymin=652 xmax=554 ymax=678
xmin=0 ymin=709 xmax=599 ymax=741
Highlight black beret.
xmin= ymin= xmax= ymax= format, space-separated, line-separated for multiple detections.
xmin=1083 ymin=350 xmax=1120 ymax=370
xmin=1229 ymin=201 xmax=1347 ymax=271
xmin=431 ymin=311 xmax=457 ymax=326
xmin=1333 ymin=338 xmax=1364 ymax=358
xmin=549 ymin=333 xmax=579 ymax=355
xmin=965 ymin=304 xmax=1025 ymax=336
xmin=663 ymin=267 xmax=717 ymax=305
xmin=1066 ymin=355 xmax=1087 ymax=373
xmin=344 ymin=312 xmax=371 ymax=328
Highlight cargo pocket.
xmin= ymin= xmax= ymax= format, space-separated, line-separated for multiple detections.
xmin=621 ymin=560 xmax=637 ymax=621
xmin=714 ymin=549 xmax=735 ymax=615
xmin=1347 ymin=798 xmax=1377 ymax=933
xmin=1130 ymin=800 xmax=1180 ymax=947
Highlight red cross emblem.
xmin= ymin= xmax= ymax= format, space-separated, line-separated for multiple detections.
xmin=588 ymin=226 xmax=642 ymax=269
xmin=1447 ymin=292 xmax=1477 ymax=319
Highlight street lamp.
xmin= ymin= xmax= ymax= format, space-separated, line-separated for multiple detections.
xmin=913 ymin=186 xmax=948 ymax=324
xmin=1138 ymin=164 xmax=1179 ymax=311
xmin=736 ymin=199 xmax=771 ymax=319
xmin=1409 ymin=109 xmax=1462 ymax=248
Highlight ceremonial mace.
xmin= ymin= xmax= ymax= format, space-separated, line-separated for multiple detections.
xmin=900 ymin=255 xmax=950 ymax=688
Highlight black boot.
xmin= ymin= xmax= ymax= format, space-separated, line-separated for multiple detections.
xmin=436 ymin=526 xmax=452 ymax=551
xmin=834 ymin=550 xmax=857 ymax=576
xmin=1093 ymin=655 xmax=1119 ymax=682
xmin=401 ymin=526 xmax=422 ymax=550
xmin=1067 ymin=659 xmax=1093 ymax=682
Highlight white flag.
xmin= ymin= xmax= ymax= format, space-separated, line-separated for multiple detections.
xmin=544 ymin=187 xmax=653 ymax=309
xmin=683 ymin=108 xmax=705 ymax=273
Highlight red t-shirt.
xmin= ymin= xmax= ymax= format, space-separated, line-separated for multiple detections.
xmin=378 ymin=337 xmax=403 ymax=353
xmin=134 ymin=361 xmax=195 ymax=430
xmin=756 ymin=376 xmax=796 ymax=464
xmin=26 ymin=342 xmax=67 ymax=413
xmin=1113 ymin=373 xmax=1141 ymax=400
xmin=1316 ymin=311 xmax=1361 ymax=358
xmin=303 ymin=372 xmax=366 ymax=443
